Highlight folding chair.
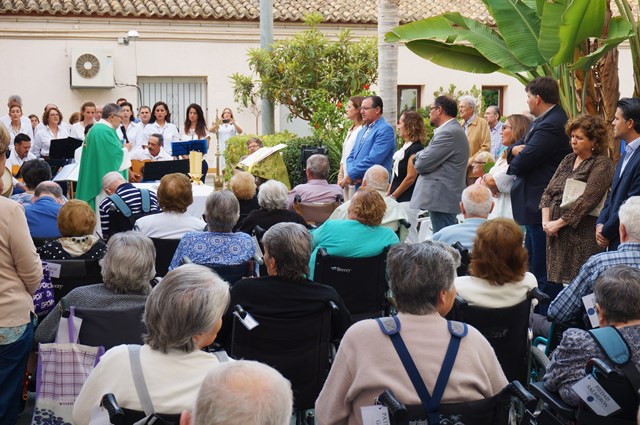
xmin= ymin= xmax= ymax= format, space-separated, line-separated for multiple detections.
xmin=314 ymin=246 xmax=390 ymax=321
xmin=230 ymin=302 xmax=338 ymax=424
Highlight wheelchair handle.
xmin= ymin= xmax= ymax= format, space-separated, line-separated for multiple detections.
xmin=376 ymin=389 xmax=407 ymax=419
xmin=101 ymin=393 xmax=125 ymax=425
xmin=509 ymin=381 xmax=537 ymax=412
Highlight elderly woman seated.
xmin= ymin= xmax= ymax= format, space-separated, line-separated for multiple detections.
xmin=308 ymin=188 xmax=399 ymax=280
xmin=34 ymin=231 xmax=155 ymax=344
xmin=135 ymin=173 xmax=205 ymax=239
xmin=315 ymin=241 xmax=508 ymax=424
xmin=37 ymin=199 xmax=107 ymax=260
xmin=10 ymin=159 xmax=51 ymax=205
xmin=454 ymin=218 xmax=537 ymax=308
xmin=169 ymin=190 xmax=255 ymax=270
xmin=217 ymin=222 xmax=352 ymax=346
xmin=72 ymin=264 xmax=230 ymax=424
xmin=236 ymin=179 xmax=308 ymax=234
xmin=543 ymin=265 xmax=640 ymax=407
xmin=229 ymin=171 xmax=259 ymax=230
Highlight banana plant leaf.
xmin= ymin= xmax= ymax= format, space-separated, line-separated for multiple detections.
xmin=404 ymin=39 xmax=502 ymax=73
xmin=551 ymin=0 xmax=606 ymax=65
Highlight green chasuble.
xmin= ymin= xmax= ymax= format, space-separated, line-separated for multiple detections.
xmin=75 ymin=122 xmax=127 ymax=210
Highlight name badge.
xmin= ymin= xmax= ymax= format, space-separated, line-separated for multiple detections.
xmin=233 ymin=311 xmax=259 ymax=330
xmin=44 ymin=262 xmax=62 ymax=279
xmin=572 ymin=375 xmax=621 ymax=416
xmin=361 ymin=405 xmax=390 ymax=425
xmin=582 ymin=293 xmax=599 ymax=328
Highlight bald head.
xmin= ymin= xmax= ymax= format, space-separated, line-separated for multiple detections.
xmin=101 ymin=171 xmax=126 ymax=194
xmin=461 ymin=184 xmax=493 ymax=218
xmin=362 ymin=165 xmax=390 ymax=192
xmin=34 ymin=181 xmax=63 ymax=202
xmin=186 ymin=360 xmax=292 ymax=425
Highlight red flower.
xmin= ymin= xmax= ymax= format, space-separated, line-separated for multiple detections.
xmin=363 ymin=84 xmax=370 ymax=90
xmin=314 ymin=123 xmax=319 ymax=129
xmin=336 ymin=101 xmax=342 ymax=109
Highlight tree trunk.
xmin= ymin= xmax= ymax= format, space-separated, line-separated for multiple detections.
xmin=378 ymin=0 xmax=399 ymax=130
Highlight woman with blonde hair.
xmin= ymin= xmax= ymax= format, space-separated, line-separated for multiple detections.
xmin=481 ymin=114 xmax=533 ymax=219
xmin=230 ymin=171 xmax=259 ymax=229
xmin=455 ymin=218 xmax=537 ymax=308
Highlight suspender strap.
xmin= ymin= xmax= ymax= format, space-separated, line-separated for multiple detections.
xmin=376 ymin=316 xmax=467 ymax=424
xmin=128 ymin=345 xmax=155 ymax=417
xmin=109 ymin=193 xmax=132 ymax=217
xmin=589 ymin=326 xmax=640 ymax=395
xmin=140 ymin=189 xmax=151 ymax=213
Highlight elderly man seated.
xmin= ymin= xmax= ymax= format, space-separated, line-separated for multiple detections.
xmin=181 ymin=360 xmax=292 ymax=425
xmin=548 ymin=196 xmax=640 ymax=326
xmin=543 ymin=265 xmax=640 ymax=407
xmin=23 ymin=181 xmax=64 ymax=238
xmin=98 ymin=171 xmax=160 ymax=240
xmin=329 ymin=165 xmax=408 ymax=232
xmin=287 ymin=154 xmax=342 ymax=208
xmin=432 ymin=184 xmax=494 ymax=250
xmin=130 ymin=133 xmax=173 ymax=162
xmin=315 ymin=241 xmax=508 ymax=424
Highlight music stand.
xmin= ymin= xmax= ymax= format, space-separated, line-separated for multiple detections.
xmin=47 ymin=137 xmax=83 ymax=177
xmin=142 ymin=159 xmax=189 ymax=182
xmin=171 ymin=140 xmax=208 ymax=157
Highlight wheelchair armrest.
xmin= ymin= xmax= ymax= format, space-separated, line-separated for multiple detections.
xmin=336 ymin=194 xmax=344 ymax=203
xmin=328 ymin=301 xmax=339 ymax=313
xmin=509 ymin=381 xmax=537 ymax=412
xmin=101 ymin=393 xmax=125 ymax=425
xmin=530 ymin=382 xmax=576 ymax=420
xmin=294 ymin=194 xmax=302 ymax=204
xmin=398 ymin=219 xmax=411 ymax=230
xmin=586 ymin=358 xmax=619 ymax=377
xmin=234 ymin=304 xmax=247 ymax=319
xmin=376 ymin=389 xmax=407 ymax=420
xmin=529 ymin=287 xmax=550 ymax=303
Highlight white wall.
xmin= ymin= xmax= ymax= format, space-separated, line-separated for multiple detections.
xmin=0 ymin=16 xmax=635 ymax=134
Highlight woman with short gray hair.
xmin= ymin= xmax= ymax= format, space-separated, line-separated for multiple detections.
xmin=217 ymin=222 xmax=352 ymax=348
xmin=34 ymin=231 xmax=156 ymax=344
xmin=316 ymin=241 xmax=508 ymax=424
xmin=73 ymin=264 xmax=231 ymax=424
xmin=237 ymin=179 xmax=308 ymax=234
xmin=170 ymin=190 xmax=255 ymax=270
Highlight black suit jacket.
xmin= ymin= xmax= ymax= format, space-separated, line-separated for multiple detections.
xmin=597 ymin=146 xmax=640 ymax=249
xmin=507 ymin=105 xmax=571 ymax=225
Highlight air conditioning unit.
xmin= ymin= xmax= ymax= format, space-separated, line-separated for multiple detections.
xmin=70 ymin=48 xmax=114 ymax=88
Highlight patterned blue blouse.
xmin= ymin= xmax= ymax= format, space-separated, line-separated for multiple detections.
xmin=169 ymin=231 xmax=256 ymax=270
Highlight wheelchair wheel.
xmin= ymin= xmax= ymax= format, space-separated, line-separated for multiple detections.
xmin=529 ymin=345 xmax=550 ymax=385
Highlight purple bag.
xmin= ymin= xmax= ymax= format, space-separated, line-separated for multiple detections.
xmin=33 ymin=262 xmax=55 ymax=320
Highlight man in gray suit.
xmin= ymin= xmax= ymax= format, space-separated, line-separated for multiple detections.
xmin=410 ymin=96 xmax=469 ymax=233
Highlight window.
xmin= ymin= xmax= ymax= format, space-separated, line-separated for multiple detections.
xmin=481 ymin=86 xmax=504 ymax=113
xmin=138 ymin=77 xmax=207 ymax=126
xmin=397 ymin=85 xmax=422 ymax=119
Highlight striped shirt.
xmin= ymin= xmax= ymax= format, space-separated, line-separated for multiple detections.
xmin=548 ymin=242 xmax=640 ymax=324
xmin=99 ymin=183 xmax=159 ymax=239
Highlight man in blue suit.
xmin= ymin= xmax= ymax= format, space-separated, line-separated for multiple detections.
xmin=507 ymin=77 xmax=571 ymax=309
xmin=597 ymin=98 xmax=640 ymax=250
xmin=344 ymin=96 xmax=396 ymax=189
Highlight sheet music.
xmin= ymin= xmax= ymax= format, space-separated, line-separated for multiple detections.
xmin=53 ymin=163 xmax=79 ymax=182
xmin=238 ymin=144 xmax=287 ymax=167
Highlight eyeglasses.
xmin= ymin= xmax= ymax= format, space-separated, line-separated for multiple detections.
xmin=360 ymin=106 xmax=375 ymax=111
xmin=473 ymin=161 xmax=486 ymax=165
xmin=502 ymin=124 xmax=512 ymax=129
xmin=429 ymin=106 xmax=438 ymax=111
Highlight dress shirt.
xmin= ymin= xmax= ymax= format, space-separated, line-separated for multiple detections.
xmin=141 ymin=122 xmax=180 ymax=155
xmin=130 ymin=148 xmax=173 ymax=162
xmin=489 ymin=121 xmax=503 ymax=158
xmin=70 ymin=121 xmax=95 ymax=140
xmin=135 ymin=211 xmax=205 ymax=239
xmin=32 ymin=125 xmax=70 ymax=158
xmin=432 ymin=217 xmax=488 ymax=251
xmin=463 ymin=114 xmax=476 ymax=133
xmin=23 ymin=196 xmax=62 ymax=238
xmin=619 ymin=136 xmax=640 ymax=176
xmin=287 ymin=179 xmax=343 ymax=209
xmin=2 ymin=118 xmax=34 ymax=145
xmin=328 ymin=189 xmax=409 ymax=232
xmin=547 ymin=242 xmax=640 ymax=324
xmin=6 ymin=150 xmax=36 ymax=187
xmin=117 ymin=122 xmax=143 ymax=149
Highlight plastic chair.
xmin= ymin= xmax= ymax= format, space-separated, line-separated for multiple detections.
xmin=46 ymin=258 xmax=103 ymax=301
xmin=449 ymin=288 xmax=549 ymax=384
xmin=150 ymin=238 xmax=180 ymax=277
xmin=313 ymin=246 xmax=390 ymax=321
xmin=230 ymin=302 xmax=338 ymax=424
xmin=376 ymin=381 xmax=537 ymax=425
xmin=292 ymin=193 xmax=343 ymax=226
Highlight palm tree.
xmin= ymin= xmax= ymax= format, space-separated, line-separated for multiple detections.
xmin=378 ymin=0 xmax=400 ymax=129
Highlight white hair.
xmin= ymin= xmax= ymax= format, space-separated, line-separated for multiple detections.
xmin=459 ymin=95 xmax=477 ymax=110
xmin=362 ymin=165 xmax=390 ymax=191
xmin=619 ymin=196 xmax=640 ymax=240
xmin=191 ymin=360 xmax=293 ymax=425
xmin=257 ymin=180 xmax=288 ymax=211
xmin=101 ymin=171 xmax=126 ymax=192
xmin=461 ymin=184 xmax=493 ymax=217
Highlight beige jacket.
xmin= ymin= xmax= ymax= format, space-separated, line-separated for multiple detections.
xmin=462 ymin=115 xmax=491 ymax=164
xmin=0 ymin=197 xmax=43 ymax=327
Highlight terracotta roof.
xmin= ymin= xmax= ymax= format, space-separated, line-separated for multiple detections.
xmin=0 ymin=0 xmax=493 ymax=23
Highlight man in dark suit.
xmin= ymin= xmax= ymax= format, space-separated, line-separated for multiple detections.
xmin=410 ymin=96 xmax=469 ymax=233
xmin=597 ymin=98 xmax=640 ymax=250
xmin=344 ymin=96 xmax=396 ymax=189
xmin=507 ymin=77 xmax=571 ymax=308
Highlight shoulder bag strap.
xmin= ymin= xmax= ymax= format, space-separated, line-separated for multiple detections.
xmin=109 ymin=193 xmax=132 ymax=217
xmin=128 ymin=345 xmax=155 ymax=417
xmin=139 ymin=188 xmax=151 ymax=213
xmin=589 ymin=326 xmax=640 ymax=396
